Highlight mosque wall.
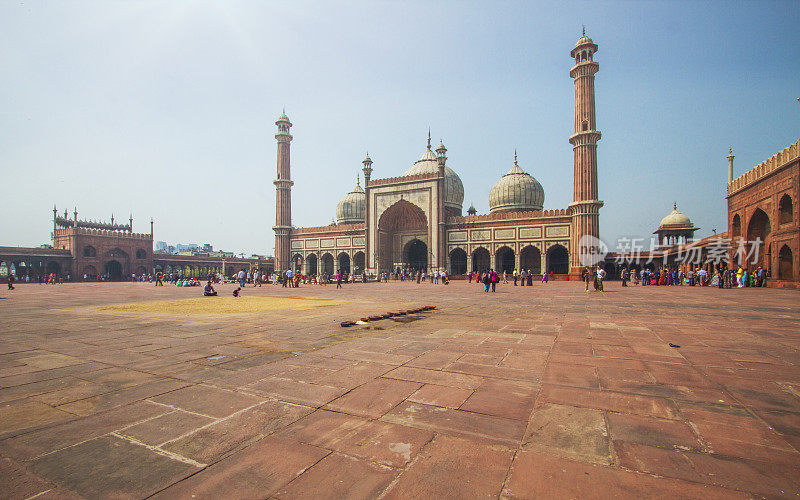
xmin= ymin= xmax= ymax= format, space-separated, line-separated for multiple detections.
xmin=727 ymin=140 xmax=799 ymax=283
xmin=446 ymin=211 xmax=572 ymax=274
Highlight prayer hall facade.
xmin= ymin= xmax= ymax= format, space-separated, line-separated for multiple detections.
xmin=274 ymin=33 xmax=603 ymax=278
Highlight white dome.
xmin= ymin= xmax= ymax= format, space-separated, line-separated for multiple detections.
xmin=403 ymin=147 xmax=464 ymax=211
xmin=488 ymin=155 xmax=545 ymax=213
xmin=336 ymin=181 xmax=365 ymax=224
xmin=660 ymin=205 xmax=692 ymax=227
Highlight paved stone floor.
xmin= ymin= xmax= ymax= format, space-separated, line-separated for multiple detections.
xmin=1 ymin=280 xmax=799 ymax=499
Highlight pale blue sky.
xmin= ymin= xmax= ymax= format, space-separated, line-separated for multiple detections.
xmin=1 ymin=1 xmax=798 ymax=255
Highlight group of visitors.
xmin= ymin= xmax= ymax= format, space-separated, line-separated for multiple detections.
xmin=583 ymin=265 xmax=606 ymax=292
xmin=466 ymin=269 xmax=552 ymax=287
xmin=616 ymin=265 xmax=770 ymax=289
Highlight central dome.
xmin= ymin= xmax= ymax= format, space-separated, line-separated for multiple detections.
xmin=336 ymin=180 xmax=365 ymax=224
xmin=403 ymin=144 xmax=464 ymax=211
xmin=489 ymin=153 xmax=545 ymax=213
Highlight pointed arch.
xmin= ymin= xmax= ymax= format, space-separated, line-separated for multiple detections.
xmin=778 ymin=245 xmax=793 ymax=280
xmin=471 ymin=247 xmax=490 ymax=272
xmin=449 ymin=248 xmax=467 ymax=275
xmin=546 ymin=244 xmax=569 ymax=274
xmin=779 ymin=194 xmax=793 ymax=225
xmin=520 ymin=245 xmax=542 ymax=274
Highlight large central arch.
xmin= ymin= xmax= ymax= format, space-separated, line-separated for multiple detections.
xmin=378 ymin=200 xmax=428 ymax=272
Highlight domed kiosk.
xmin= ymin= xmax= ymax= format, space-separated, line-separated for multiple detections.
xmin=654 ymin=203 xmax=699 ymax=246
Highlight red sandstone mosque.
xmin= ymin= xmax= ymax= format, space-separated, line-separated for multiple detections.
xmin=274 ymin=33 xmax=604 ymax=278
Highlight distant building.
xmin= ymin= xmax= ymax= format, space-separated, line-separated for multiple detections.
xmin=155 ymin=241 xmax=167 ymax=252
xmin=0 ymin=210 xmax=273 ymax=281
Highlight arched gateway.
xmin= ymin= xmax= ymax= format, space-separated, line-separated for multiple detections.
xmin=377 ymin=200 xmax=428 ymax=272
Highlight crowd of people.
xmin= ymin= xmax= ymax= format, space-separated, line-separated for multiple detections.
xmin=617 ymin=265 xmax=770 ymax=288
xmin=3 ymin=263 xmax=775 ymax=293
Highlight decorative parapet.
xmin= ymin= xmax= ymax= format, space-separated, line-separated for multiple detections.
xmin=53 ymin=228 xmax=153 ymax=240
xmin=367 ymin=172 xmax=439 ymax=187
xmin=292 ymin=223 xmax=366 ymax=235
xmin=447 ymin=208 xmax=571 ymax=225
xmin=728 ymin=139 xmax=799 ymax=196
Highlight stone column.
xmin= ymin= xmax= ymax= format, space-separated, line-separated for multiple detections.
xmin=540 ymin=250 xmax=547 ymax=275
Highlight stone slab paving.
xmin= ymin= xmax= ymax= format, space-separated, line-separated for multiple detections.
xmin=0 ymin=280 xmax=799 ymax=498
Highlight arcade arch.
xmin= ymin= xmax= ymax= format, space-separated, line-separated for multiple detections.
xmin=520 ymin=245 xmax=542 ymax=274
xmin=546 ymin=244 xmax=569 ymax=274
xmin=449 ymin=248 xmax=467 ymax=275
xmin=471 ymin=247 xmax=490 ymax=272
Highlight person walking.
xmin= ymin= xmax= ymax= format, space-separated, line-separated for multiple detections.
xmin=7 ymin=273 xmax=14 ymax=290
xmin=482 ymin=271 xmax=491 ymax=292
xmin=336 ymin=271 xmax=342 ymax=288
xmin=596 ymin=266 xmax=605 ymax=292
xmin=513 ymin=268 xmax=518 ymax=286
xmin=490 ymin=269 xmax=498 ymax=292
xmin=583 ymin=266 xmax=591 ymax=292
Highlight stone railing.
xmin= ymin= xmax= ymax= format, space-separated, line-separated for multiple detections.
xmin=448 ymin=208 xmax=570 ymax=224
xmin=367 ymin=172 xmax=439 ymax=187
xmin=728 ymin=139 xmax=799 ymax=195
xmin=292 ymin=222 xmax=366 ymax=235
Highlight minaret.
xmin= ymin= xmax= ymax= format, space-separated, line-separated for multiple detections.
xmin=362 ymin=153 xmax=373 ymax=272
xmin=569 ymin=30 xmax=603 ymax=272
xmin=273 ymin=110 xmax=293 ymax=272
xmin=727 ymin=147 xmax=735 ymax=184
xmin=436 ymin=139 xmax=447 ymax=273
xmin=53 ymin=204 xmax=58 ymax=232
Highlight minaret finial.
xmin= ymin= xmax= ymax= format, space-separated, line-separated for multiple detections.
xmin=582 ymin=25 xmax=585 ymax=36
xmin=427 ymin=128 xmax=431 ymax=150
xmin=674 ymin=201 xmax=677 ymax=210
xmin=514 ymin=149 xmax=518 ymax=165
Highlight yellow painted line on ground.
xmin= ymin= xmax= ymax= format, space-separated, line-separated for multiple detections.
xmin=95 ymin=296 xmax=346 ymax=315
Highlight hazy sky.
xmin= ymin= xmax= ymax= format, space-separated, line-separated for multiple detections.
xmin=2 ymin=1 xmax=798 ymax=256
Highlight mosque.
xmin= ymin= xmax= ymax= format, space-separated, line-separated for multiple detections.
xmin=273 ymin=33 xmax=603 ymax=278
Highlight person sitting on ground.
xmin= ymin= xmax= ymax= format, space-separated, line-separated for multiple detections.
xmin=232 ymin=287 xmax=241 ymax=297
xmin=203 ymin=281 xmax=217 ymax=297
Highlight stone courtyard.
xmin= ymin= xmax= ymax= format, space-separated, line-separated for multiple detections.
xmin=1 ymin=280 xmax=799 ymax=499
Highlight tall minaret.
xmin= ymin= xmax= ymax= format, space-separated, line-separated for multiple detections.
xmin=569 ymin=30 xmax=603 ymax=272
xmin=273 ymin=110 xmax=293 ymax=272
